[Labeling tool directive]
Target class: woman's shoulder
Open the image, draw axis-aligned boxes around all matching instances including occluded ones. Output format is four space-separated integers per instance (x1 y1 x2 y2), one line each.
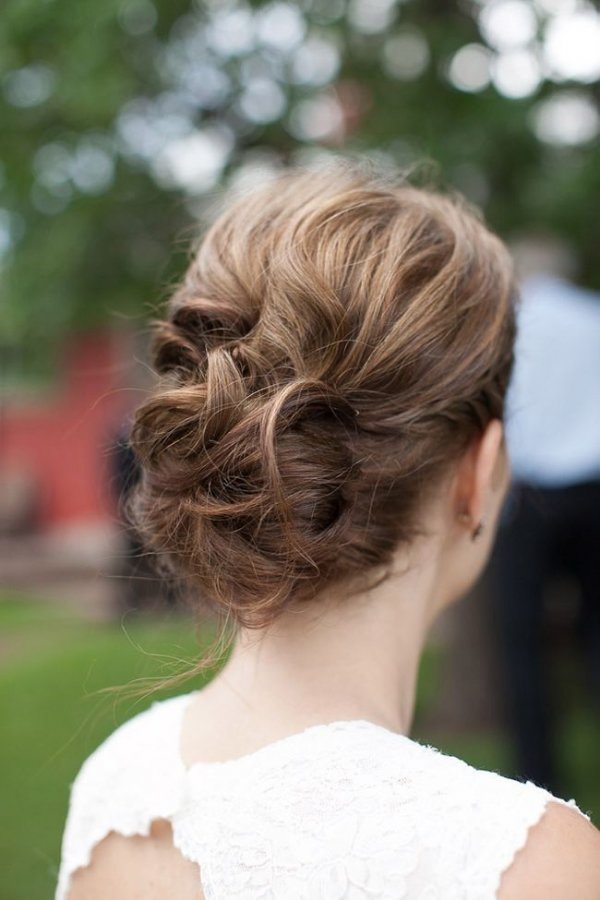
75 692 190 774
56 693 193 900
406 732 599 898
497 799 600 899
333 723 597 898
71 690 195 804
67 692 192 807
368 724 591 838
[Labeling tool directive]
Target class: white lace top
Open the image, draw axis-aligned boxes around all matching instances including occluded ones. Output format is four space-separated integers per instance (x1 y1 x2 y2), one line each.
56 691 590 900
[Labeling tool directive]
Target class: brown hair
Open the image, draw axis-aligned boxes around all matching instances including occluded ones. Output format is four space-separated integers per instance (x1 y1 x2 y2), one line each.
129 161 516 641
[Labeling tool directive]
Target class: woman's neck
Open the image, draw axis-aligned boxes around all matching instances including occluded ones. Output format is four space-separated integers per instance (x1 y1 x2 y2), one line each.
205 535 446 738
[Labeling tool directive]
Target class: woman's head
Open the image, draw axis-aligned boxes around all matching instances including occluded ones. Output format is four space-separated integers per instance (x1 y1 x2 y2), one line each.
129 161 517 631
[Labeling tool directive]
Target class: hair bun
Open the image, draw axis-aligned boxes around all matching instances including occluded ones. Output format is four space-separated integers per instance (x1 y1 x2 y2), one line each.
153 293 257 377
260 378 360 533
128 161 516 632
130 368 363 627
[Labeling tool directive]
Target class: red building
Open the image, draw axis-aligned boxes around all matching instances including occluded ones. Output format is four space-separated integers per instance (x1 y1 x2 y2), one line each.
1 330 137 533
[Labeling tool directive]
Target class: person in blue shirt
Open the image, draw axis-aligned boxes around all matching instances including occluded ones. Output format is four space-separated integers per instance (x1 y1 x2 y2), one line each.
487 262 600 793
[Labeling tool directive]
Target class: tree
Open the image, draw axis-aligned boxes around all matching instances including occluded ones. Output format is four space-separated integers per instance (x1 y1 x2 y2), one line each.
2 0 598 369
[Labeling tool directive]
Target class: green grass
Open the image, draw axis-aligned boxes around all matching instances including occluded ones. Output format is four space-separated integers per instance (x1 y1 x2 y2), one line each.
0 595 217 900
0 592 598 900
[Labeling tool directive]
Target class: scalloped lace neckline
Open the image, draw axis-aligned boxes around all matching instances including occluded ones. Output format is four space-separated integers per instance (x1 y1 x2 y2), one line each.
177 691 408 773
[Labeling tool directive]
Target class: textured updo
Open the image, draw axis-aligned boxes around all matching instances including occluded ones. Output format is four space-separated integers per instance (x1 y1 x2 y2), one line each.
129 162 516 631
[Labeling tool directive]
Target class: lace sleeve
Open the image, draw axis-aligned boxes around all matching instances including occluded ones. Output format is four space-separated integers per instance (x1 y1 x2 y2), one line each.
488 786 591 897
55 695 190 900
432 760 592 900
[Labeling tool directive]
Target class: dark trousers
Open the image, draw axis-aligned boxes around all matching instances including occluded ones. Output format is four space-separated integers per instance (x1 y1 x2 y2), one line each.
487 478 600 792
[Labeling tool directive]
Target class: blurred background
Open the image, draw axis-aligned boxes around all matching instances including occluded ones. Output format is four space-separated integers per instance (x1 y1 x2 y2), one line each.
1 0 599 897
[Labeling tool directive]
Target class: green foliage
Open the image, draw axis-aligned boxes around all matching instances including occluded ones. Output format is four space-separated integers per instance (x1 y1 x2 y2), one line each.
1 0 598 359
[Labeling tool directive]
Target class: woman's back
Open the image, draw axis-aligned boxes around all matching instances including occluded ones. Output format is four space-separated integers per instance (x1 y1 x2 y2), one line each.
56 163 600 897
56 692 596 900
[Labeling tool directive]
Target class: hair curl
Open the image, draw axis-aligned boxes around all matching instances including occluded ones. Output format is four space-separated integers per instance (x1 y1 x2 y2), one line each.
128 161 517 634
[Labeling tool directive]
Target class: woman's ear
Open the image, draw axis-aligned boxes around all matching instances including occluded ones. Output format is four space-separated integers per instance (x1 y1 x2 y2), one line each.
453 419 507 528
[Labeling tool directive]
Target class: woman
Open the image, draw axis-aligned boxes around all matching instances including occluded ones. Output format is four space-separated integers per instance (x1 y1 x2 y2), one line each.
56 162 599 899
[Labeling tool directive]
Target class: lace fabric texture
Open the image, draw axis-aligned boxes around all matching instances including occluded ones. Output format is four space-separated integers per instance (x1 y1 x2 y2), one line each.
56 692 590 900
